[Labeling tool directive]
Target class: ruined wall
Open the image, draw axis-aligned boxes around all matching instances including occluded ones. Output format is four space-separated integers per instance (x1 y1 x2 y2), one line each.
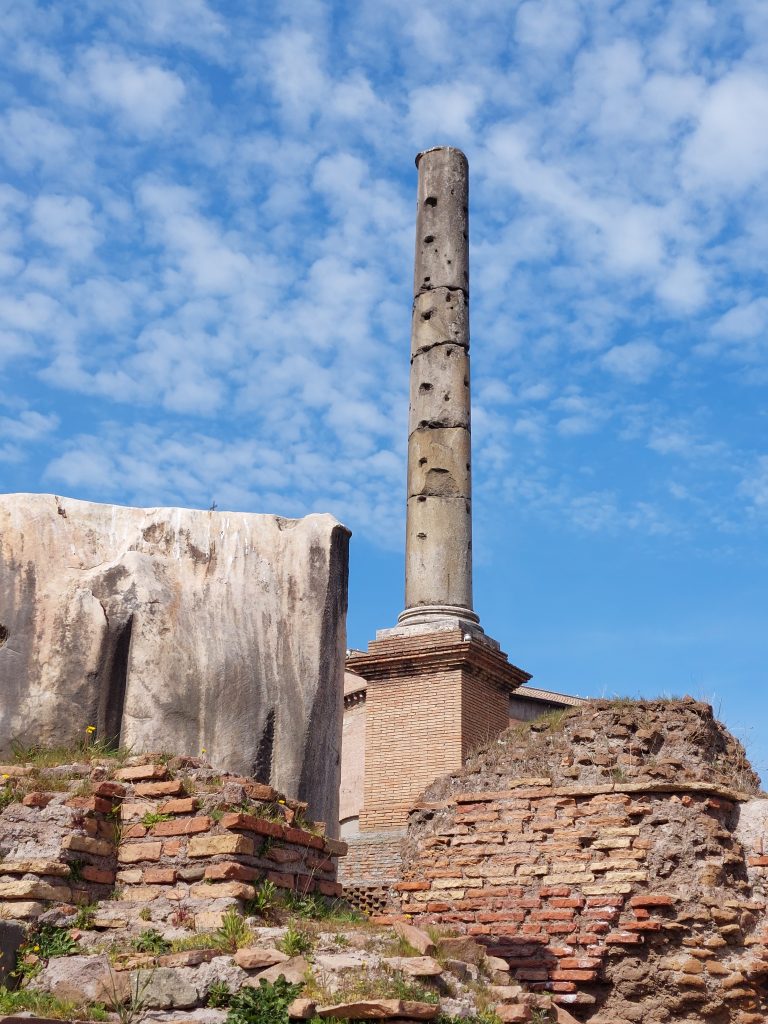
398 699 768 1023
0 754 346 928
0 494 350 828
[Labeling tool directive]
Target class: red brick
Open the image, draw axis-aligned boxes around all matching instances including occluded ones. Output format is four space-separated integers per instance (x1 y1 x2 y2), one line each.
267 870 295 889
283 826 325 850
143 867 177 884
587 895 625 907
540 886 571 897
163 839 183 856
205 862 262 882
221 812 285 839
629 894 675 908
94 781 126 799
530 910 576 921
395 881 431 891
623 920 662 931
606 931 644 944
549 898 585 909
557 957 601 970
22 792 52 808
748 857 768 867
550 982 577 993
123 824 148 839
317 880 343 897
159 798 199 814
80 866 115 884
151 816 212 837
66 795 114 814
516 968 549 981
551 969 597 982
135 780 185 797
115 765 168 782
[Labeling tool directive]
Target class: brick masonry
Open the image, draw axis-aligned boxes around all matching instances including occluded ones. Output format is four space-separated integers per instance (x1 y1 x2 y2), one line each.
389 700 768 1023
0 755 347 927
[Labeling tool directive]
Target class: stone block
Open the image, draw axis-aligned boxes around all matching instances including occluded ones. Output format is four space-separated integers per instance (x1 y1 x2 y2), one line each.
190 880 255 900
0 495 349 829
117 841 163 863
63 834 114 857
114 765 168 782
188 834 255 857
150 816 212 836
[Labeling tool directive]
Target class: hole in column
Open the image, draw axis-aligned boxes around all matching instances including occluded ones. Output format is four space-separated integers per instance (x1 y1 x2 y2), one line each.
421 310 432 321
464 378 469 387
0 624 7 648
424 235 434 243
466 463 471 471
423 276 431 284
443 393 450 401
418 419 429 428
425 196 437 207
447 259 452 265
419 457 427 466
417 495 427 502
417 532 427 539
419 382 433 393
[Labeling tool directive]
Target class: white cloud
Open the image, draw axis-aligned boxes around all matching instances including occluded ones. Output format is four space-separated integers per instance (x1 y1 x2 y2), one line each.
515 0 583 54
601 340 664 383
0 107 75 172
408 83 483 143
83 47 186 133
30 195 101 260
683 70 768 190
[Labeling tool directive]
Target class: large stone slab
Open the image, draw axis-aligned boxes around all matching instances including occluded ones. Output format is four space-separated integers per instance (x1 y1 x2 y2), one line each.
0 494 349 828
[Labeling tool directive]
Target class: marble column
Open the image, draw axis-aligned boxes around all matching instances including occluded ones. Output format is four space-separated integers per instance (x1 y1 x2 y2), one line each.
397 146 479 632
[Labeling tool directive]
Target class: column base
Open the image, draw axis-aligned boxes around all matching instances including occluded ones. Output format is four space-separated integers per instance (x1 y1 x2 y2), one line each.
379 605 497 649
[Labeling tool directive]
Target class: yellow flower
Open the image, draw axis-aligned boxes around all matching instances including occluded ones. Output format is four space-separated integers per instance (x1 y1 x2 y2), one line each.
85 725 96 734
33 945 40 951
278 799 285 805
1 774 8 780
201 748 207 754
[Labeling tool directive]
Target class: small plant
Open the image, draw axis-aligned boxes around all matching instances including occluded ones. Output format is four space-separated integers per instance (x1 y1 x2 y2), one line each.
207 980 232 1008
132 929 171 955
73 902 97 929
215 908 252 952
0 987 108 1021
246 879 277 918
138 907 152 922
103 963 156 1024
226 977 301 1024
34 925 79 959
67 859 85 882
168 907 195 930
211 807 225 822
140 811 172 827
277 922 312 957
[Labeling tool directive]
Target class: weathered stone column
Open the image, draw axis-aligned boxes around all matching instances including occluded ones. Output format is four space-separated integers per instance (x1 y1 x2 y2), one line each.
397 146 478 631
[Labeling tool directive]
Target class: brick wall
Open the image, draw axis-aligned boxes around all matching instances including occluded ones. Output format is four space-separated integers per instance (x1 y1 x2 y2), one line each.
0 755 347 927
396 781 768 1021
350 630 528 842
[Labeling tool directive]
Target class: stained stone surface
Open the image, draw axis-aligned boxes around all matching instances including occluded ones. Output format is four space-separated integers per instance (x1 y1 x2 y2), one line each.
401 146 474 624
0 493 350 829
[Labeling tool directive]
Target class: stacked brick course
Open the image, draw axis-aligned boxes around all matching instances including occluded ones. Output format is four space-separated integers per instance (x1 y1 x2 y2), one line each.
395 699 768 1023
0 755 345 928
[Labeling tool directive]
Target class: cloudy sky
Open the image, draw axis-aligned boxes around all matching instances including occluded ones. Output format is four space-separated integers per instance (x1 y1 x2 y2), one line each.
2 1 767 777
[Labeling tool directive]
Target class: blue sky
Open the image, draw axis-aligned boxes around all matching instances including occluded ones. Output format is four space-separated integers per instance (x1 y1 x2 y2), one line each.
2 1 767 780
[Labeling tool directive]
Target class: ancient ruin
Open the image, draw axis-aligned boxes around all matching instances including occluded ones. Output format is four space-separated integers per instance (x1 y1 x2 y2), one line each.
396 698 768 1022
0 494 350 828
343 148 531 895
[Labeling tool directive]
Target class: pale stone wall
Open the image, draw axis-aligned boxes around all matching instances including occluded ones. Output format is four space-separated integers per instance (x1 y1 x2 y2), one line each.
340 671 366 838
0 494 350 831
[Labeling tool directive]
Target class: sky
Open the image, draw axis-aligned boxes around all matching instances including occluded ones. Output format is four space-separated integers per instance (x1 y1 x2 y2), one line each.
1 1 767 780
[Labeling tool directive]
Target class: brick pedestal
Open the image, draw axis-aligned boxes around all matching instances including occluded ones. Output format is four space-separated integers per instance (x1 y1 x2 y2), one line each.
345 629 529 889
